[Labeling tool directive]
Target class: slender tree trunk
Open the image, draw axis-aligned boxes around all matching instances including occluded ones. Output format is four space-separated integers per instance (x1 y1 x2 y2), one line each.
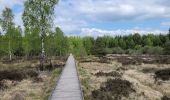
40 37 45 71
8 40 12 61
42 38 45 57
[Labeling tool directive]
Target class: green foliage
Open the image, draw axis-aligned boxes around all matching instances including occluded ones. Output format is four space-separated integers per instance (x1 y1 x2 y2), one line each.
1 8 14 32
126 39 135 49
104 48 113 54
142 46 163 55
54 27 68 56
11 26 23 56
164 40 170 54
68 37 87 57
22 0 58 58
45 27 69 56
23 0 58 33
1 7 14 60
23 28 41 57
143 37 153 46
82 37 94 55
112 47 125 54
92 37 106 56
119 38 126 49
132 33 141 45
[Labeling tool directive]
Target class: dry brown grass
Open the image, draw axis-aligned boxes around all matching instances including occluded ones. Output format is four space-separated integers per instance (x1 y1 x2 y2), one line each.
0 60 38 71
0 68 62 100
78 56 170 100
0 57 64 100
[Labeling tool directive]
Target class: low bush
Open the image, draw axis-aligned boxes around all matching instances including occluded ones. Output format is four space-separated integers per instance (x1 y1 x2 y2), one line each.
91 79 135 100
141 68 157 73
0 69 38 81
155 68 170 81
0 81 8 90
95 71 122 78
161 95 170 100
112 47 125 54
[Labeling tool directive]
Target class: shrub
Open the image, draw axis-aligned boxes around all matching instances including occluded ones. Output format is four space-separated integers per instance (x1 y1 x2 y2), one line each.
112 47 125 54
0 69 38 81
91 79 135 100
155 68 170 81
142 46 163 55
95 71 122 78
104 48 113 54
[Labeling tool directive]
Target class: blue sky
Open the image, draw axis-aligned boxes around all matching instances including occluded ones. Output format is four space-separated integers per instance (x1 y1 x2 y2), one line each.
0 0 170 37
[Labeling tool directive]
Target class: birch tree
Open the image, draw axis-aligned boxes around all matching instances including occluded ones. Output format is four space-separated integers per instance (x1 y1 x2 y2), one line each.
22 0 58 70
1 8 14 60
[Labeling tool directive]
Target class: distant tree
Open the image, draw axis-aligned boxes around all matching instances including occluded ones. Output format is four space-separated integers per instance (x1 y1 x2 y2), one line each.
143 37 153 46
92 37 106 56
68 37 86 57
108 38 114 47
152 35 161 46
12 26 23 56
132 33 141 45
23 31 31 58
23 28 41 58
54 27 68 56
112 47 125 54
45 32 55 56
126 39 135 49
1 7 14 60
159 34 167 47
164 38 170 55
168 28 170 40
82 36 94 55
119 38 126 49
102 36 111 48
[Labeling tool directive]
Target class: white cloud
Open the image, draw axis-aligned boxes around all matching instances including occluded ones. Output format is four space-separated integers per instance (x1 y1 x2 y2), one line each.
161 22 170 26
1 0 170 36
68 0 170 21
54 0 170 35
80 28 167 37
54 16 88 34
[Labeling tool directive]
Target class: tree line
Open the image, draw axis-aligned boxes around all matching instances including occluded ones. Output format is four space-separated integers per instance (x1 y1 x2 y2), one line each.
68 32 170 56
0 1 170 60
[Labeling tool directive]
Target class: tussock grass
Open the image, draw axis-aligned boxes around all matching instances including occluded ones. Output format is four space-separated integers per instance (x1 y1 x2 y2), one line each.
0 60 38 71
78 64 92 100
0 68 62 100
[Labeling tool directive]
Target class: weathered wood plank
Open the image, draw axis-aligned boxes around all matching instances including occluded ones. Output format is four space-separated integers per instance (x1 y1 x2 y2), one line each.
50 54 83 100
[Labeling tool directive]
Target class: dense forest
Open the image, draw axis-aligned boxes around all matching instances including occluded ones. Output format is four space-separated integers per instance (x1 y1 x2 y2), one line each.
0 7 170 59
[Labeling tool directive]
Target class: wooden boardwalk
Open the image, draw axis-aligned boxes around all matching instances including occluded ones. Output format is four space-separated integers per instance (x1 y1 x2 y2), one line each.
49 54 83 100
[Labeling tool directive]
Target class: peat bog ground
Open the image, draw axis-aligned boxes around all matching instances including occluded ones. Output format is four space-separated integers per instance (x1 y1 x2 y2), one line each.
78 55 170 100
0 57 66 100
